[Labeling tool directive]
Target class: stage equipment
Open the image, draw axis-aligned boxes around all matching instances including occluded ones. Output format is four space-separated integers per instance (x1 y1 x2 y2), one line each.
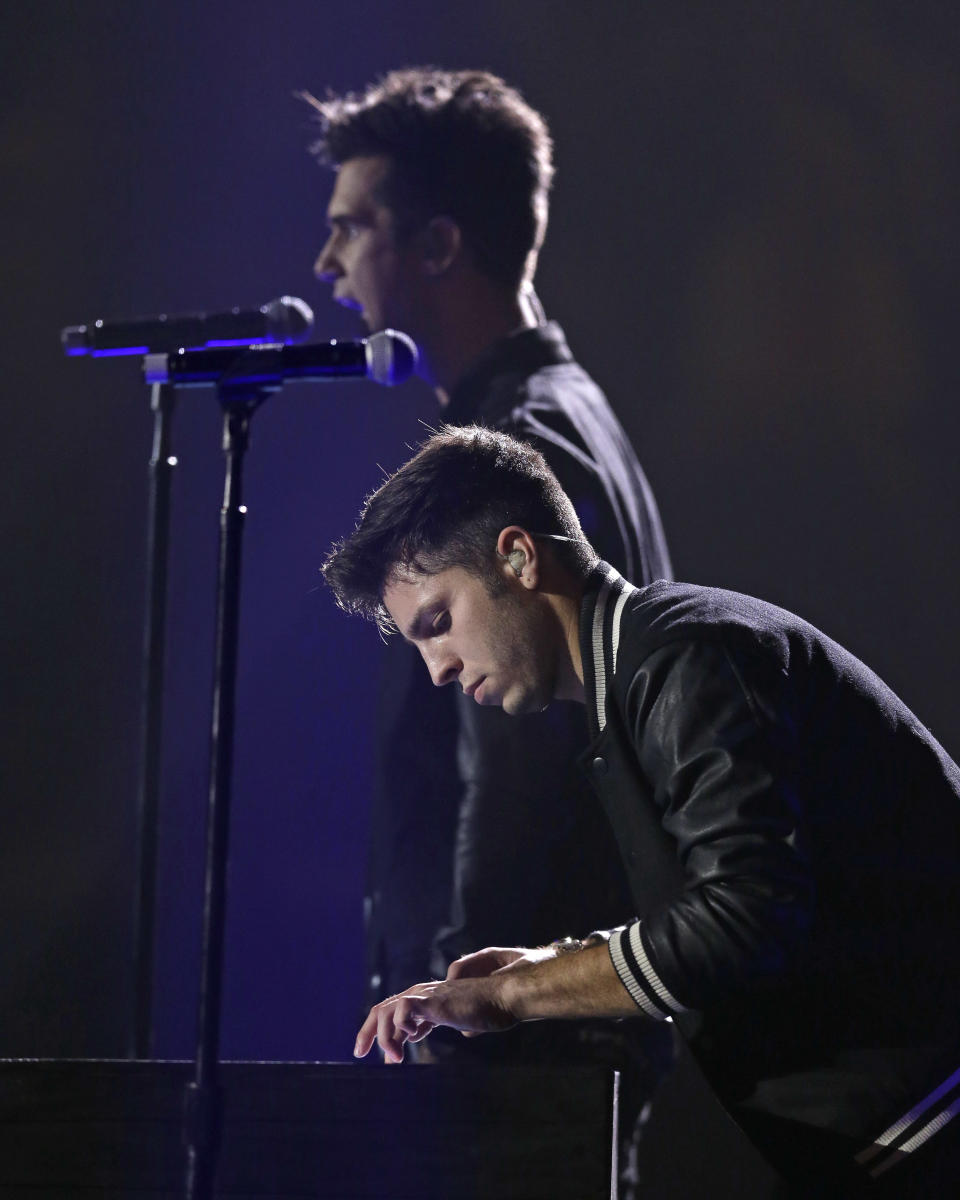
0 1060 619 1198
60 295 314 356
62 316 419 1200
143 329 417 388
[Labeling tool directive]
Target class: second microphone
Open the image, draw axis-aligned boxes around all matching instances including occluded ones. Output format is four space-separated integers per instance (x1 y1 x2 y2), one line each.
143 329 418 389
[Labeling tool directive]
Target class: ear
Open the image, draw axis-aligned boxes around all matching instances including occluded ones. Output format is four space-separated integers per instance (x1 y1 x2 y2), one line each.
496 526 540 589
418 215 462 276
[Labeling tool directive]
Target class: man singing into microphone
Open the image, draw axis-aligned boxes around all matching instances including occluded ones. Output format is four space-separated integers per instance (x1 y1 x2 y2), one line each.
304 68 672 1191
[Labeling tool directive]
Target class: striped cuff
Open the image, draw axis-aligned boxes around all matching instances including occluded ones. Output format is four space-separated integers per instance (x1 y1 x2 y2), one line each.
609 923 688 1021
583 923 630 947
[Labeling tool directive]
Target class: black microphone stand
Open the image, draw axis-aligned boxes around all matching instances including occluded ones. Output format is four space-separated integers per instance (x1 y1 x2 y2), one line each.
132 382 176 1059
184 378 273 1200
114 335 412 1195
128 353 278 1195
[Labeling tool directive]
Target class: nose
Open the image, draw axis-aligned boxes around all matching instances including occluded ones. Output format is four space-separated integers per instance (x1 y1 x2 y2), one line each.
422 644 461 688
314 235 340 283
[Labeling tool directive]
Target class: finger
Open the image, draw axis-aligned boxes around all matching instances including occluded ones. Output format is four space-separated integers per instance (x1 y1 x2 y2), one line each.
378 1004 407 1064
407 1020 436 1044
392 996 439 1045
354 1006 381 1058
393 997 425 1038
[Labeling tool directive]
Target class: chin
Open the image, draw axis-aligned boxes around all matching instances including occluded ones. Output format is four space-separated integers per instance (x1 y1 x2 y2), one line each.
361 308 390 332
504 688 551 718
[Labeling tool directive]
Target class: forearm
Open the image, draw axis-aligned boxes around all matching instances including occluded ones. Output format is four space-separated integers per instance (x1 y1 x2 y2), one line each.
498 943 639 1022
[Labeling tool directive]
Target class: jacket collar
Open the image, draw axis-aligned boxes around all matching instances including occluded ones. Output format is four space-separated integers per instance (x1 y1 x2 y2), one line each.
445 321 574 423
578 561 639 740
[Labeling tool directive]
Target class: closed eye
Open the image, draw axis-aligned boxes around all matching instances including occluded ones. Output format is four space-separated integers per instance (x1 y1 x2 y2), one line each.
431 611 450 636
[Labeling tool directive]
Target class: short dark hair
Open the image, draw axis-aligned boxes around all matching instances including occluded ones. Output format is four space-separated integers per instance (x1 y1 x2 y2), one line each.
302 68 554 291
323 426 594 631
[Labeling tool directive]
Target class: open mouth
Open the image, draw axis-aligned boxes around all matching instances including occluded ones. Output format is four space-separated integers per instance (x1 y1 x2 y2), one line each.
332 289 362 313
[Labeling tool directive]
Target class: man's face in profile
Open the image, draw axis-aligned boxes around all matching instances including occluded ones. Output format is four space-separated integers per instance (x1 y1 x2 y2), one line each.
382 562 559 717
314 155 423 336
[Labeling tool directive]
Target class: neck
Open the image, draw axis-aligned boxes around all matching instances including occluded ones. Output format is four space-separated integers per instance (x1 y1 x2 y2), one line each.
545 577 587 704
416 281 539 401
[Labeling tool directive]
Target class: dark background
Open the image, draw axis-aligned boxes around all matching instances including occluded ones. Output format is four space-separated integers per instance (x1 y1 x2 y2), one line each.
2 2 958 1193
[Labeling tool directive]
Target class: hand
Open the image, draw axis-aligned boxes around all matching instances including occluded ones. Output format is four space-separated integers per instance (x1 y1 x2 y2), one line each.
354 974 518 1064
443 946 552 1038
445 945 545 980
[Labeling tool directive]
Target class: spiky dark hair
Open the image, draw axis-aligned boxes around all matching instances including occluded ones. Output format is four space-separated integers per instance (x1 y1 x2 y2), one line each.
302 68 553 291
322 425 593 631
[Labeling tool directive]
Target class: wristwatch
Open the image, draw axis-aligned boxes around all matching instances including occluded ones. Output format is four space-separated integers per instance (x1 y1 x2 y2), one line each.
550 937 585 955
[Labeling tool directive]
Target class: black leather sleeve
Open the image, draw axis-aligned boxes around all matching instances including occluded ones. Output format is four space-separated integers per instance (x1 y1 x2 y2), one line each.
621 638 816 1009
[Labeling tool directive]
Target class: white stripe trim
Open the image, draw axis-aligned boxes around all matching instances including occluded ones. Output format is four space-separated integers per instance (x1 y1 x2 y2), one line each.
869 1096 960 1178
610 582 635 674
896 1095 960 1156
628 923 688 1015
608 932 665 1020
591 570 617 731
866 1064 960 1150
590 566 629 731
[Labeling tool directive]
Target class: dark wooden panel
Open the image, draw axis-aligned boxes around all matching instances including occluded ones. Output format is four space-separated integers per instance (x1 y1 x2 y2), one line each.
0 1059 617 1199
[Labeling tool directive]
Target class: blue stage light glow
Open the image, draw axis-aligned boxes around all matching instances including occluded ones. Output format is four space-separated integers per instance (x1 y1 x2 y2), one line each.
91 345 150 357
205 338 275 348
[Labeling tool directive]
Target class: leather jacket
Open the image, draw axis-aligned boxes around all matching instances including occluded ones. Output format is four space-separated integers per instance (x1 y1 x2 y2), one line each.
580 564 960 1188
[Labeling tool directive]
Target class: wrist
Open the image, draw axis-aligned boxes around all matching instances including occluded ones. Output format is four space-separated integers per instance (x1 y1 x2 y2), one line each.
494 966 528 1022
497 942 583 1022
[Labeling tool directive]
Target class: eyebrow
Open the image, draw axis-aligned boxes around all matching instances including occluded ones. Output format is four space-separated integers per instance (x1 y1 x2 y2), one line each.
403 606 427 643
403 600 441 643
327 206 376 228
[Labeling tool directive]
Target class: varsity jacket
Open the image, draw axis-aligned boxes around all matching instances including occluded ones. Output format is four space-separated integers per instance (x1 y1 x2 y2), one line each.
580 563 960 1190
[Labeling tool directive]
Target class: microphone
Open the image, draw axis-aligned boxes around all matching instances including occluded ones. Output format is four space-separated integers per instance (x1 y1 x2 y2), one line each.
143 329 418 388
61 295 314 357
